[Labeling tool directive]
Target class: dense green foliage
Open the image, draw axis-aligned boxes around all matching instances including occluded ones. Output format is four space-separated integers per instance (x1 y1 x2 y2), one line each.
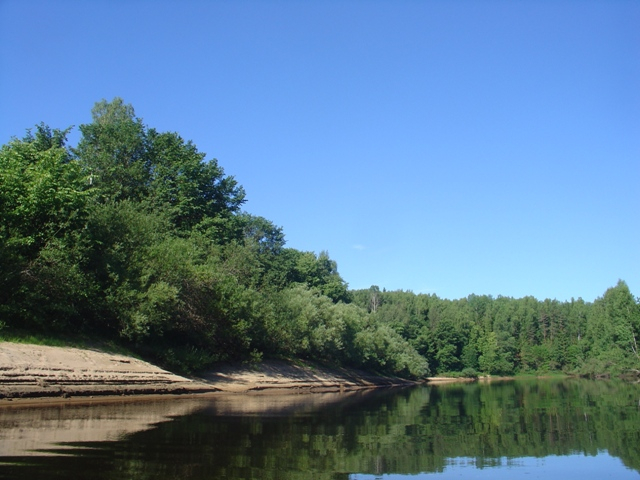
0 99 425 377
351 281 640 377
1 98 637 379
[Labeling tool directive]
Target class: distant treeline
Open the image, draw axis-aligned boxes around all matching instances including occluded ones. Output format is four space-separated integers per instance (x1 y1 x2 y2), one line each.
1 99 638 378
351 282 639 377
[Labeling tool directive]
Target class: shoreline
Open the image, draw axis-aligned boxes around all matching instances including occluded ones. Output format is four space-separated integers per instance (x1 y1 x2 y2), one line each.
1 342 583 408
0 342 421 407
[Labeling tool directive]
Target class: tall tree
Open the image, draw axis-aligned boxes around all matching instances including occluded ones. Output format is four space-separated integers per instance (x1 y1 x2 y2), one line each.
145 128 245 232
294 250 350 303
588 281 639 362
75 98 149 202
0 127 92 327
75 98 245 233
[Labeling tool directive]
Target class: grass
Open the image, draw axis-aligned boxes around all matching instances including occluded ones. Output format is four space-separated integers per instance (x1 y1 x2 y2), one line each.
0 328 139 357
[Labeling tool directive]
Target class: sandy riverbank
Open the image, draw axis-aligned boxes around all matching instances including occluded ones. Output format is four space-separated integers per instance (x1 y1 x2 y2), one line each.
0 342 421 404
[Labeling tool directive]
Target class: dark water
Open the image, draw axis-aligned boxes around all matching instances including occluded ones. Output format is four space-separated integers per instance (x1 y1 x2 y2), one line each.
0 378 639 479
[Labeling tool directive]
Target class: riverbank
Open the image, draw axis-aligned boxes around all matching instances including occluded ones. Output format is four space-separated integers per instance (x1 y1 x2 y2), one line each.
0 342 420 404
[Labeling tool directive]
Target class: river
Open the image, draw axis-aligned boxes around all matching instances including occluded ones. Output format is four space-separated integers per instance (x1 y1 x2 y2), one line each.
0 378 638 479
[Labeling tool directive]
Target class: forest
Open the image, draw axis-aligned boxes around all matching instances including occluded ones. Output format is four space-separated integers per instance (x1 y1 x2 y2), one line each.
1 98 638 379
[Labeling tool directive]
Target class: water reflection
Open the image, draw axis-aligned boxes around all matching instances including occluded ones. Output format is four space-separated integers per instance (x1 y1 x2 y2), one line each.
351 454 638 479
0 398 205 457
0 390 370 457
0 379 638 480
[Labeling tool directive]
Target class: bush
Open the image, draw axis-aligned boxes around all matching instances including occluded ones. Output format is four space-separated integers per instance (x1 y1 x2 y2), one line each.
461 367 479 378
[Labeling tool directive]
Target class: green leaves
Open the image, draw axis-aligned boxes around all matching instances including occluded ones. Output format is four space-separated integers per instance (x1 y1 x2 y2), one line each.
351 283 639 377
75 98 246 230
0 131 93 328
145 129 245 231
1 99 373 374
0 138 89 252
292 250 350 302
9 98 637 380
76 98 148 202
584 281 640 373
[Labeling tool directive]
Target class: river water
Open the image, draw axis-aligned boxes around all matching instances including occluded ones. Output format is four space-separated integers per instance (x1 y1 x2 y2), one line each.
0 378 638 479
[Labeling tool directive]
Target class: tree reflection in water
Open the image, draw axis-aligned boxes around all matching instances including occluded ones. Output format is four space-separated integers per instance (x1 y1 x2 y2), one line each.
0 378 638 480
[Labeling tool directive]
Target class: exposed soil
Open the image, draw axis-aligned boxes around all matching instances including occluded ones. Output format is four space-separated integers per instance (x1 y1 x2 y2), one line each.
0 342 420 404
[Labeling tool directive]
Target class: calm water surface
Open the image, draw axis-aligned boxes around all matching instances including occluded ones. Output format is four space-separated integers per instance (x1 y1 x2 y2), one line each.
0 378 638 479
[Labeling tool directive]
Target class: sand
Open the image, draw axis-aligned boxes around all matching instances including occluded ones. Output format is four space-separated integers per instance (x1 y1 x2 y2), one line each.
0 342 420 404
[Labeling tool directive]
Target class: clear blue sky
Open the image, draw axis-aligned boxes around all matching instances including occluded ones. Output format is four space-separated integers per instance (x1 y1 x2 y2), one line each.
1 0 638 302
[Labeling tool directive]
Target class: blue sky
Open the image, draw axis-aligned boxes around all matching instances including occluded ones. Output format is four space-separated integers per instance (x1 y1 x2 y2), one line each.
1 0 638 302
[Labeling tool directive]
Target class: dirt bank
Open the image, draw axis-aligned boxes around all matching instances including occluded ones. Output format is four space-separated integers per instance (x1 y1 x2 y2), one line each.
0 342 419 404
0 342 212 401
